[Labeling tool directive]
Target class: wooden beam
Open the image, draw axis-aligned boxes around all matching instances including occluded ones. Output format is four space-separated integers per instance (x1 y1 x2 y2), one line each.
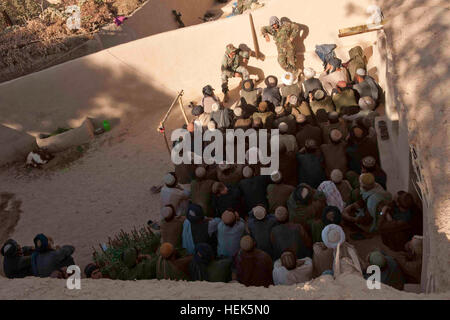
338 21 385 38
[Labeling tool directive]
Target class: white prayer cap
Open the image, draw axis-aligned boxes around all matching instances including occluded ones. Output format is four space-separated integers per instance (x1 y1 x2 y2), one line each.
356 68 367 76
195 167 206 178
161 206 174 219
304 67 316 79
253 206 267 220
278 122 288 133
234 107 243 117
242 166 254 178
314 89 325 100
211 103 220 112
330 169 343 183
359 96 376 111
163 173 176 186
270 170 282 183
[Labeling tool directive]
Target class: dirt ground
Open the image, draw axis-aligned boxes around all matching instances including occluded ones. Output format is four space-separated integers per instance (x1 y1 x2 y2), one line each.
0 0 449 299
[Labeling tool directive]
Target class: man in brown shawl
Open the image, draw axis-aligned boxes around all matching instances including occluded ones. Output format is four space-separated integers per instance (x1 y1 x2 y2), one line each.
234 235 274 287
190 167 216 217
320 129 348 177
267 171 296 213
160 205 185 248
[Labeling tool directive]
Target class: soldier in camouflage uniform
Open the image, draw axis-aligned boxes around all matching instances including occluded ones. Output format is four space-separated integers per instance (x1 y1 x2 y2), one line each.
261 16 300 73
221 43 250 102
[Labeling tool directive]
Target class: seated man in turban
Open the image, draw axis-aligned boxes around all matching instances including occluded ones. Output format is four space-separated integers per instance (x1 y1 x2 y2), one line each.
182 203 217 255
390 236 423 284
238 166 271 213
301 67 324 101
234 235 273 287
364 250 405 290
360 155 387 190
352 68 380 104
115 247 158 280
160 172 190 218
192 105 211 128
272 250 313 285
287 183 327 243
280 72 302 106
251 101 275 129
295 116 323 149
201 85 220 114
267 171 296 213
190 167 216 217
248 206 277 257
378 191 416 251
342 173 391 235
331 81 360 116
320 111 348 145
156 242 192 281
270 206 312 260
31 234 76 278
209 210 246 258
238 79 262 114
211 181 244 218
1 239 34 279
217 164 244 187
160 205 185 249
319 57 349 95
309 89 335 116
296 139 326 189
320 128 348 178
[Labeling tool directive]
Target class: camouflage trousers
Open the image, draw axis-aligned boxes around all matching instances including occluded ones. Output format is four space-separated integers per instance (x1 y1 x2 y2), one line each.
221 66 250 84
277 43 297 73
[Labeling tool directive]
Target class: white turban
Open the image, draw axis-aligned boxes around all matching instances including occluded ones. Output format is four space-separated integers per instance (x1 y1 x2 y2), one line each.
322 224 346 249
282 72 295 86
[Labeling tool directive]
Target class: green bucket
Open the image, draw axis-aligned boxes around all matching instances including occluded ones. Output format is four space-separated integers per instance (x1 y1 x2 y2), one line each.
103 120 111 132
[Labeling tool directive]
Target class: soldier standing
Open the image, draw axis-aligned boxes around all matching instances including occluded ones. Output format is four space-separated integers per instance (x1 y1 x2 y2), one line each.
221 44 250 102
261 16 300 74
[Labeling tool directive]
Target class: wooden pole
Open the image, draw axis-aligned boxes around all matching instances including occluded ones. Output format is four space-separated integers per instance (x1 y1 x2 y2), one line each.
159 90 183 129
178 93 189 125
162 129 171 157
249 13 260 60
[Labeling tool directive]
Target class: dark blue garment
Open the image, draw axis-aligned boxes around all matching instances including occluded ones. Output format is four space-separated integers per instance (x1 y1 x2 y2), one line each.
3 255 32 279
315 44 337 67
212 185 243 218
238 175 271 212
296 152 327 189
322 206 342 225
262 87 282 109
248 213 278 258
32 246 75 278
